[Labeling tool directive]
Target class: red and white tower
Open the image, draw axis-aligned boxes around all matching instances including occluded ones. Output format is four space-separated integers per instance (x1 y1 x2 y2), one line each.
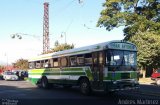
43 2 50 53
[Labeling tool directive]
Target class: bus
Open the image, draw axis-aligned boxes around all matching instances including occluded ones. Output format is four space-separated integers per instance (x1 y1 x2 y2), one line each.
28 40 139 95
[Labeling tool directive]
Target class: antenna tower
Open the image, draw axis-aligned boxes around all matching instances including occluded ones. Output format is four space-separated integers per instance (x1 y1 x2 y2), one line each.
43 2 50 53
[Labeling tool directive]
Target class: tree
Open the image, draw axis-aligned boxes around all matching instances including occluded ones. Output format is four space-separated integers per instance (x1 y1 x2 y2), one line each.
0 65 4 69
13 59 28 70
97 0 160 39
42 41 74 54
129 32 160 77
51 41 74 52
0 65 5 72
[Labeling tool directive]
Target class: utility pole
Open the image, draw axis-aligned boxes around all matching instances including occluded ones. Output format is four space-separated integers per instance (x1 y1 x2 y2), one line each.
43 2 50 53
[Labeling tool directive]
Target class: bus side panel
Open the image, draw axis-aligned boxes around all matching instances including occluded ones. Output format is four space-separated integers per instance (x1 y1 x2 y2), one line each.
28 67 94 86
28 78 40 85
50 67 93 85
28 69 45 85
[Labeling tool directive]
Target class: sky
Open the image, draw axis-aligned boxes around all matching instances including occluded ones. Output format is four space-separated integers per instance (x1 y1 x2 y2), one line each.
0 0 124 65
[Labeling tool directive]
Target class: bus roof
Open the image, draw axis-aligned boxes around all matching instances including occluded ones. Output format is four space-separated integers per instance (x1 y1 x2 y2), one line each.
29 40 137 62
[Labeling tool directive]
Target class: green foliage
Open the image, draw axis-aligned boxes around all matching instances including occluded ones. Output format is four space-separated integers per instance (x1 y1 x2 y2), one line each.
42 41 74 54
0 65 5 70
129 32 160 69
13 59 28 70
50 41 74 52
97 0 160 39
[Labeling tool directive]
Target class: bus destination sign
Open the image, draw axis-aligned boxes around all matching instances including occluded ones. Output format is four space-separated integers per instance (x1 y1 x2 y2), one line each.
107 43 137 51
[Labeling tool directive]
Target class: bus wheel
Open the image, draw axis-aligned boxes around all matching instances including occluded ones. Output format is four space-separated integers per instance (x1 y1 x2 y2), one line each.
36 83 42 88
36 79 42 88
79 78 91 95
41 77 50 89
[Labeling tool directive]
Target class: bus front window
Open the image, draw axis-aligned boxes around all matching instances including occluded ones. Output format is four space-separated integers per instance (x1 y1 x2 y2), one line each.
108 50 124 66
124 51 137 66
107 50 137 70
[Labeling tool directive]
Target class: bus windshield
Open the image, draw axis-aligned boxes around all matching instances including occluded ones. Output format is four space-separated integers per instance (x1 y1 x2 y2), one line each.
107 50 137 66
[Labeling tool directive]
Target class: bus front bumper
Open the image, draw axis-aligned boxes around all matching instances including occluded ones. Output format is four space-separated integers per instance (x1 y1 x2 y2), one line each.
104 80 140 92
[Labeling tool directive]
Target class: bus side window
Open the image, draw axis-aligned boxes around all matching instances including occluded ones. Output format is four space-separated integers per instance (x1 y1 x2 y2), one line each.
105 52 108 65
50 59 54 67
41 60 44 68
92 52 98 65
77 55 84 66
61 57 68 67
99 52 103 64
36 61 41 68
53 58 59 67
29 62 35 69
70 56 77 66
84 53 92 65
33 62 36 68
44 60 50 68
29 62 32 69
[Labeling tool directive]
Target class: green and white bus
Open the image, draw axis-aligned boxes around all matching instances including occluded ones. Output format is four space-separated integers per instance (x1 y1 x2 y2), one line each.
28 40 139 95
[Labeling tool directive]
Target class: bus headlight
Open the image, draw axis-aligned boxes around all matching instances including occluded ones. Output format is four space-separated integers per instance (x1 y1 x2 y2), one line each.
113 81 117 84
134 80 139 84
131 79 139 85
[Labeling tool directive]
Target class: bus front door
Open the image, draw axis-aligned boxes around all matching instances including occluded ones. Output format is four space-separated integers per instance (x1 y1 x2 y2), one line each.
92 51 104 89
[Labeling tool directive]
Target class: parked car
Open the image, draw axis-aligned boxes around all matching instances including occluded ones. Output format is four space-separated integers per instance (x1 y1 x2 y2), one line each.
12 70 28 80
2 71 18 80
151 69 160 80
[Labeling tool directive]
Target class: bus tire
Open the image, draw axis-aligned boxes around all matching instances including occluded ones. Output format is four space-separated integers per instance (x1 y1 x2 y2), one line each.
41 76 51 89
36 79 42 88
79 78 91 95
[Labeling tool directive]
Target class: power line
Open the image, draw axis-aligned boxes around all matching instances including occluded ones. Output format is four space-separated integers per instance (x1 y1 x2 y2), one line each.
65 19 74 33
54 0 77 16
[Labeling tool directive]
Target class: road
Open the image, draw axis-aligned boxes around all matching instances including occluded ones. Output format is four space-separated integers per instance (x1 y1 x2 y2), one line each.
0 80 160 105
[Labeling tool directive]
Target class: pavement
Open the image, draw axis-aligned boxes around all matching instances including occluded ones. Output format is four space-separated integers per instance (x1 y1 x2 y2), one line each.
139 77 156 85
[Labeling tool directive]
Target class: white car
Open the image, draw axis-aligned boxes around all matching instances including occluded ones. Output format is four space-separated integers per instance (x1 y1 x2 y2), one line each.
3 71 18 81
